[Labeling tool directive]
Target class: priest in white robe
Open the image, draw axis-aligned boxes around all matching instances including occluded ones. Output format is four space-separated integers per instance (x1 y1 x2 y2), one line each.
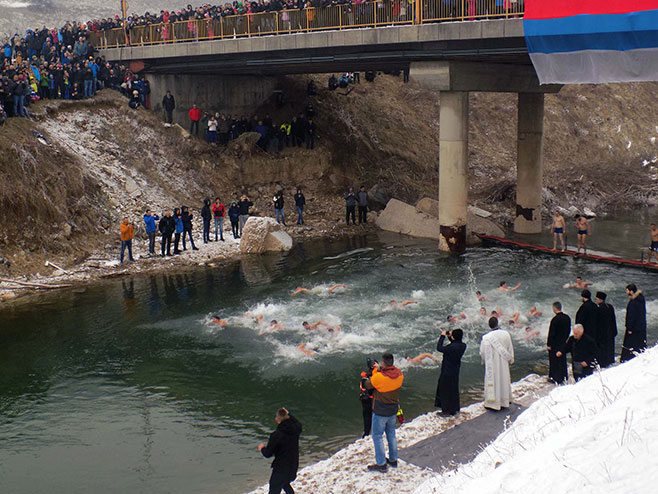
480 317 515 411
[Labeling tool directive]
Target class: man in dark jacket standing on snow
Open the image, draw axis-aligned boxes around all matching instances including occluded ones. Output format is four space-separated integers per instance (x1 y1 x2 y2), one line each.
621 283 647 362
258 408 302 494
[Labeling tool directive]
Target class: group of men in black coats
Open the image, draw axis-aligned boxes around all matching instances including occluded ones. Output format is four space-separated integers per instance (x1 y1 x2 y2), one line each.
547 284 647 383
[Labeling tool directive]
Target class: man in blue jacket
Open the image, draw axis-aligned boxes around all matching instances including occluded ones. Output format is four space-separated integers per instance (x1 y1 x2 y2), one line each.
143 209 160 255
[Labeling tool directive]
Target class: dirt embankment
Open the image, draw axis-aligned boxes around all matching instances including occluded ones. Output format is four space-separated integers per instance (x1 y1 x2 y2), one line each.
0 77 657 297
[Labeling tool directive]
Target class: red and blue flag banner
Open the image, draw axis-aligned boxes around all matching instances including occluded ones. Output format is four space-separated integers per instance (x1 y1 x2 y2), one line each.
524 1 658 84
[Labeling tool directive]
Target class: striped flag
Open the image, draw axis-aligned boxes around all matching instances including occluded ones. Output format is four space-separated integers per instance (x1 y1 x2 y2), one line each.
524 1 658 84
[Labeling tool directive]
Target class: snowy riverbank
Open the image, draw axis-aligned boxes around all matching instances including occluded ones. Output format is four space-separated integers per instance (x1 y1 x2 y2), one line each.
247 374 550 494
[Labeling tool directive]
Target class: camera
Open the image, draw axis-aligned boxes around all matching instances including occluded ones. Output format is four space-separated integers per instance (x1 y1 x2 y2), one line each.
366 357 378 371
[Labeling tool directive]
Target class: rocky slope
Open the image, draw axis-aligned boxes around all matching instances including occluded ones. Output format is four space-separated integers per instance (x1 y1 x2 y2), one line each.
1 76 657 282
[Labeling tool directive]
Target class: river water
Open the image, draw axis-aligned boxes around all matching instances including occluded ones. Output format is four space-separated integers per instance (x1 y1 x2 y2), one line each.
1 226 656 494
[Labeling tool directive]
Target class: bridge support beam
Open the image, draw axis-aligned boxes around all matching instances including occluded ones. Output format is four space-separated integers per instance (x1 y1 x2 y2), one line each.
514 93 545 234
439 91 469 254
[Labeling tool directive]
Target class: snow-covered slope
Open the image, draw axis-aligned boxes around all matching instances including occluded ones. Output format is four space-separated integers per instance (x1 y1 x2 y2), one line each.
417 345 658 494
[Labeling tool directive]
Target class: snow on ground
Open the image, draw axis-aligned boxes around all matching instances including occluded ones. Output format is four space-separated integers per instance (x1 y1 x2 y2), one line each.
247 374 549 494
417 345 658 494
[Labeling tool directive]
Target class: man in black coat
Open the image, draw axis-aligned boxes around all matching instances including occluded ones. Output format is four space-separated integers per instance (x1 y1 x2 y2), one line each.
258 408 302 494
435 328 467 415
575 289 598 342
595 291 617 367
158 210 176 256
181 206 198 251
557 324 598 381
547 301 571 384
621 284 647 362
201 198 212 244
162 90 175 125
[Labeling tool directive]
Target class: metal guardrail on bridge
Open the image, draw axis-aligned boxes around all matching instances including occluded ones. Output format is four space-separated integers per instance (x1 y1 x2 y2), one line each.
91 0 524 49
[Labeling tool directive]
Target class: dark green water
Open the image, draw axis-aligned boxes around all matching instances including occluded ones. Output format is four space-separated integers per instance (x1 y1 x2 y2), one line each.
0 230 656 494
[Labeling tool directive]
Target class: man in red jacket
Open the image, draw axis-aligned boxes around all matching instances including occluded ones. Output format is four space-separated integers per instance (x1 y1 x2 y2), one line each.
188 103 201 136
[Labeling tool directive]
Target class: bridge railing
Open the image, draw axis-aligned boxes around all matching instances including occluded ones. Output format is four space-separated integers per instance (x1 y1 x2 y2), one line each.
91 0 523 49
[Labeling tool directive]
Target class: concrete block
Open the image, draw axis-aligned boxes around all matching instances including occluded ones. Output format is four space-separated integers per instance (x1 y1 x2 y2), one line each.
480 20 505 38
250 37 268 52
459 21 482 39
223 39 240 54
416 24 439 42
265 36 281 50
361 28 378 45
398 26 419 42
340 30 362 47
187 43 201 56
173 44 188 57
152 45 166 58
504 18 524 37
309 32 329 48
295 34 312 49
438 22 461 40
375 27 400 44
199 41 213 55
237 38 252 52
278 34 297 50
328 31 345 47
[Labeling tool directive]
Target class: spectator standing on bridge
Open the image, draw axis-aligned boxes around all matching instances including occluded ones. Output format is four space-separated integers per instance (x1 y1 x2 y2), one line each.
344 186 357 225
188 103 201 136
357 185 369 224
162 90 175 126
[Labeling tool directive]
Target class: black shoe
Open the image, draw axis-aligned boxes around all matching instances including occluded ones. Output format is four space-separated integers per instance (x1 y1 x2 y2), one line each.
221 238 225 242
367 464 387 473
192 247 199 251
386 458 398 468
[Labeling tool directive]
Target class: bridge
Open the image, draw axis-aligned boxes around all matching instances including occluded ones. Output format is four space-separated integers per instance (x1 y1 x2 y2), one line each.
97 1 558 253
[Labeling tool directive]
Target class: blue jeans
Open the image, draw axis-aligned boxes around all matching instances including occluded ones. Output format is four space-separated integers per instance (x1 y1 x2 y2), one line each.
120 240 134 263
214 217 224 240
84 80 93 98
371 413 397 466
275 208 285 224
13 95 24 117
296 206 304 224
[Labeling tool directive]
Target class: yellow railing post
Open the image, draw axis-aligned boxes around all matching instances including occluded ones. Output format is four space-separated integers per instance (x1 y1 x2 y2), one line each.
339 6 342 29
375 1 378 26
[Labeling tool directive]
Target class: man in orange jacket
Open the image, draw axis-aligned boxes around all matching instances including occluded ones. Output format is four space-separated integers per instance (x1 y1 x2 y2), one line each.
188 103 201 136
119 216 136 264
366 352 404 472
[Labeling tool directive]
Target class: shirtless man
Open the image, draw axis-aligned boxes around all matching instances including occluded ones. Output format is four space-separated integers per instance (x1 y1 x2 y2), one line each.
551 211 567 251
328 284 347 293
647 223 658 264
390 300 418 307
405 353 438 364
302 320 340 333
575 215 590 255
528 306 543 318
524 327 541 339
476 291 489 302
297 342 319 356
479 307 488 317
499 281 521 292
564 276 592 290
259 319 284 335
291 284 346 296
211 315 229 326
447 313 467 324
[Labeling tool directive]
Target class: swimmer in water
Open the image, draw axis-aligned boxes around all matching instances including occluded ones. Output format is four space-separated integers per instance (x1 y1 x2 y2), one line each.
476 291 489 302
528 306 543 318
259 319 284 335
524 327 540 340
302 320 340 333
390 300 418 307
405 353 438 364
499 281 522 292
211 315 229 326
564 277 593 290
291 284 347 296
447 313 467 324
297 342 319 356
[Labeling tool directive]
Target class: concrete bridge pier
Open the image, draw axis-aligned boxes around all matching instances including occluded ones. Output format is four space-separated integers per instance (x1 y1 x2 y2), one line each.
438 91 469 254
514 92 545 234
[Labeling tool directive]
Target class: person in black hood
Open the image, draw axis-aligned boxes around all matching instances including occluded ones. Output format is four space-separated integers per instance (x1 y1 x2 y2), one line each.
575 289 597 342
258 408 302 494
158 210 176 256
201 198 212 243
181 206 198 251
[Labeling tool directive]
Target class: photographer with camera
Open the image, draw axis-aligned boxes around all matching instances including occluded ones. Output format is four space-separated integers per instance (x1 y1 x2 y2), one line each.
359 358 377 438
435 329 467 416
365 352 404 473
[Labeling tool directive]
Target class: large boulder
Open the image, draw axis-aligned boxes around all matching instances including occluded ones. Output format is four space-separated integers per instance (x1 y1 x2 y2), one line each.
368 183 396 211
227 132 261 159
240 217 293 254
377 197 505 244
376 198 442 240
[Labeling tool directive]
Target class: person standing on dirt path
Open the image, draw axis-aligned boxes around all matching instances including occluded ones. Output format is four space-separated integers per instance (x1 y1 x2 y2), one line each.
212 197 226 241
294 188 306 225
238 195 253 237
357 185 369 224
143 209 160 256
158 210 176 256
119 217 136 264
173 208 184 255
162 90 175 125
181 206 198 251
551 210 566 251
344 186 357 225
201 198 212 244
228 201 240 239
188 103 201 136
